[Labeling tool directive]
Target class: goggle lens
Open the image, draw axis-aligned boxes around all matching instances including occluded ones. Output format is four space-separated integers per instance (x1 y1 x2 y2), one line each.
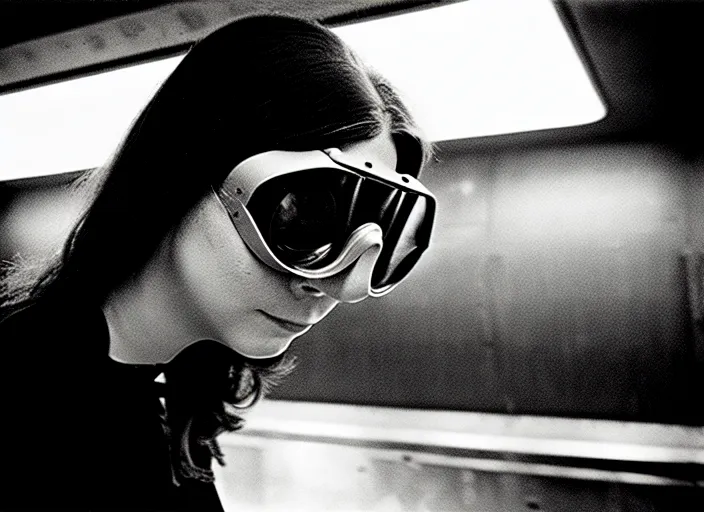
372 194 428 288
270 188 338 267
247 168 430 289
249 170 350 269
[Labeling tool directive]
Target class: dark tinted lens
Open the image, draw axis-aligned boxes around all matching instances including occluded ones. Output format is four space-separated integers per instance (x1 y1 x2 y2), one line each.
246 169 357 268
243 166 432 281
269 187 338 266
372 195 428 289
349 179 401 229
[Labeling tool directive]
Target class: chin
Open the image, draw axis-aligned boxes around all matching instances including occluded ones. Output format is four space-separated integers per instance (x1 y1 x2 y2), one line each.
229 335 295 361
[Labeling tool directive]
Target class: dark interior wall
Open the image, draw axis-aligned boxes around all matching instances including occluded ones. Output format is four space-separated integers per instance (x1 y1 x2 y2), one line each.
1 140 702 424
273 141 704 425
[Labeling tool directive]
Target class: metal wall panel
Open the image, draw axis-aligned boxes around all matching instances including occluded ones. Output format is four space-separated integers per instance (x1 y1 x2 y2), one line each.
272 143 703 425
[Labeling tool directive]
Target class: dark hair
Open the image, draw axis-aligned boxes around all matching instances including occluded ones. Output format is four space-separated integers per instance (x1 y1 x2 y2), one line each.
0 14 432 483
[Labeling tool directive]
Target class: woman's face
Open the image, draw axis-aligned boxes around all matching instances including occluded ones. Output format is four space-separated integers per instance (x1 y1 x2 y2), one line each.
172 131 399 359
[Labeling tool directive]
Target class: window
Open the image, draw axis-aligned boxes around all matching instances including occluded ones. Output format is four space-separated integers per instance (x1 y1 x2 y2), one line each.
0 0 604 180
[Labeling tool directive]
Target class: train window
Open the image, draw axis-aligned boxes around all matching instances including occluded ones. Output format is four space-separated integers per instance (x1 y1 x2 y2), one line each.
0 0 604 181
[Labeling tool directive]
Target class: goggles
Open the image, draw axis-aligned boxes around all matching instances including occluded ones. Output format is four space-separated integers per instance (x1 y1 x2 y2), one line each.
214 147 436 298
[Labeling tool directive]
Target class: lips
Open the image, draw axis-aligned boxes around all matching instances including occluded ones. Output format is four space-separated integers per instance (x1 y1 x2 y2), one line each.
259 310 313 333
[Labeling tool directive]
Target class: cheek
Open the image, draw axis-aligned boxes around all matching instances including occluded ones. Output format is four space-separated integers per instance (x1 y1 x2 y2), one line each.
173 213 289 317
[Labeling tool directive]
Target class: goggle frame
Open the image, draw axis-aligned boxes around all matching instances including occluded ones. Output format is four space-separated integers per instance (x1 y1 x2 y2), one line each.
214 147 436 297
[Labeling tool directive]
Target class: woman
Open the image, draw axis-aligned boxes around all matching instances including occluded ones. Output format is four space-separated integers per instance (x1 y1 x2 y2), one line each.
0 13 435 511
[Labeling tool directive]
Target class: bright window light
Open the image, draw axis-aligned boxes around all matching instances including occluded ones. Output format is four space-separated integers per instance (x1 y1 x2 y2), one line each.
335 0 605 141
0 57 182 181
0 0 604 181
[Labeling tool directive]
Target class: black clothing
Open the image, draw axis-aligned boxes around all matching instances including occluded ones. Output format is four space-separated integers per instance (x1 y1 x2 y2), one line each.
0 298 225 511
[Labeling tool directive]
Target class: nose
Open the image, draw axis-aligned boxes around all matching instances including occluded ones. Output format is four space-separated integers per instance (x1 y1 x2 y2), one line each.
291 244 382 303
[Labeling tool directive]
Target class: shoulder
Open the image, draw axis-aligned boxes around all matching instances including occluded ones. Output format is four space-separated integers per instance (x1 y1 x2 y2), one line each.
0 297 112 508
0 294 109 368
0 294 110 422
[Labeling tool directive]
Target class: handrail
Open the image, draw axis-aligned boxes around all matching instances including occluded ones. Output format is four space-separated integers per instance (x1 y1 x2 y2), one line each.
219 400 704 486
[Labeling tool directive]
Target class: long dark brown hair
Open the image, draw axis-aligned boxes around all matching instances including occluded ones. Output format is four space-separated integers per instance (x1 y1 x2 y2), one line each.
0 14 432 483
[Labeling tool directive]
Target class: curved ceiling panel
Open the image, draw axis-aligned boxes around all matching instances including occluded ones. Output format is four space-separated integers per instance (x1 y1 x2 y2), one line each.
0 0 461 94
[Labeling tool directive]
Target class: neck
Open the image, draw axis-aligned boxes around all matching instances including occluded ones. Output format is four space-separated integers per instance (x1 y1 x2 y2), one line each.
102 240 216 365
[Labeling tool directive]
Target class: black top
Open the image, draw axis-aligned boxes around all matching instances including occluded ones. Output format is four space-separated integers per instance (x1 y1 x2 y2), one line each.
0 298 225 511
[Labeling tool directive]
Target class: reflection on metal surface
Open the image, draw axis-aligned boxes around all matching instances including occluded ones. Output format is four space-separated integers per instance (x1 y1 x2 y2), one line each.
221 434 699 487
226 401 704 466
214 402 704 511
